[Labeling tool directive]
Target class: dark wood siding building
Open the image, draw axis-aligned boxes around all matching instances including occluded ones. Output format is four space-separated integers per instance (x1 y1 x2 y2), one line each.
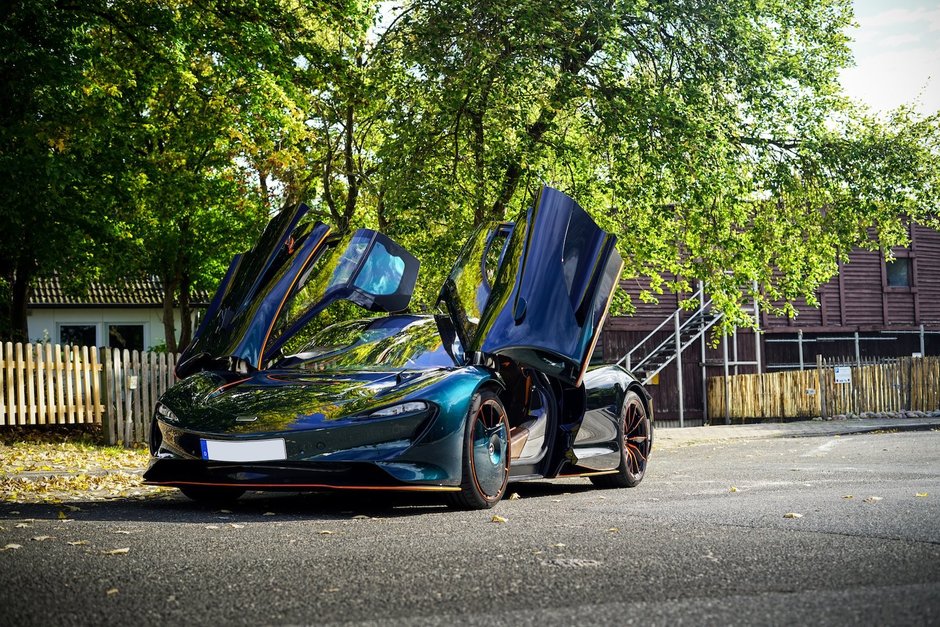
600 224 940 424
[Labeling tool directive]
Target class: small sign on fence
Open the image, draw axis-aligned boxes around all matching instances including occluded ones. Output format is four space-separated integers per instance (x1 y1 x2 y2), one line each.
833 366 852 384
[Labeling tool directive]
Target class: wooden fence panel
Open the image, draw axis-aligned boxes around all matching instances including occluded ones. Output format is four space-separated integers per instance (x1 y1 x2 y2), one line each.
0 342 182 445
708 356 940 421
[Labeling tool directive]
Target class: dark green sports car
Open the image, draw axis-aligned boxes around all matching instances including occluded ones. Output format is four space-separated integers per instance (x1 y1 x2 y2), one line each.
143 186 652 509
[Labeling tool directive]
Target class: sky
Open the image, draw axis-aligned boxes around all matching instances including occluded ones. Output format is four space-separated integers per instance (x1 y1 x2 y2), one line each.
840 0 940 115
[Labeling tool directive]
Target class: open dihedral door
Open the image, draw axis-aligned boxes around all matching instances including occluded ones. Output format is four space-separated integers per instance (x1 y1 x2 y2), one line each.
177 205 419 378
438 186 623 387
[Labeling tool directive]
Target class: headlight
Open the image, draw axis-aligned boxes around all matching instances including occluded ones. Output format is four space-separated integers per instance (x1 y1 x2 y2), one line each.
155 403 178 423
369 401 429 417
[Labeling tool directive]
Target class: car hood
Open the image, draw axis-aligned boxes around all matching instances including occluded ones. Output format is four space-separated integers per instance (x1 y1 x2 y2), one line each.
158 368 450 436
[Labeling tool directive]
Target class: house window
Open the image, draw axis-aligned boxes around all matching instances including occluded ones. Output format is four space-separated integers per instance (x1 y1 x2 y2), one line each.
60 324 97 347
886 258 912 287
108 324 144 352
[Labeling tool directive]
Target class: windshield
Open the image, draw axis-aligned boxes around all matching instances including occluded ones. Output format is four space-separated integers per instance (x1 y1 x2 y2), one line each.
281 316 457 371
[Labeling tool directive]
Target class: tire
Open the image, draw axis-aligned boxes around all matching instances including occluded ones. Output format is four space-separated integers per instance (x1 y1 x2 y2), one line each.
447 389 511 510
179 485 246 504
591 390 651 489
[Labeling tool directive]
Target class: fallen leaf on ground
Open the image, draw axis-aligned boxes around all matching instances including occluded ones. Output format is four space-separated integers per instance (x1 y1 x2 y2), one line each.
915 492 928 498
2 543 22 550
106 588 118 596
104 548 130 555
508 493 521 500
491 515 508 524
863 496 883 504
783 512 803 519
552 543 566 548
67 540 88 546
229 523 244 529
607 527 619 533
318 530 334 535
729 486 738 493
57 511 67 520
842 495 854 499
30 536 51 542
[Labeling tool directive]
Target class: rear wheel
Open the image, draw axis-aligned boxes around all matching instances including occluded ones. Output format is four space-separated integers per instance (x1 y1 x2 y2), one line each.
447 390 510 510
591 390 650 488
179 485 246 504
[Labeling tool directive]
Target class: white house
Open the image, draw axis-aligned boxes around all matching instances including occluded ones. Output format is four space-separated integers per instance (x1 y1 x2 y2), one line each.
27 276 208 351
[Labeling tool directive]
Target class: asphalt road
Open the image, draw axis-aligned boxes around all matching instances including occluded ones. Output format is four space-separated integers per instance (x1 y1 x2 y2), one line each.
1 430 938 626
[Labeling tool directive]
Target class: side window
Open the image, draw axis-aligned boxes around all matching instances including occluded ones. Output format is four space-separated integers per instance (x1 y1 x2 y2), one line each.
482 227 511 289
352 241 405 296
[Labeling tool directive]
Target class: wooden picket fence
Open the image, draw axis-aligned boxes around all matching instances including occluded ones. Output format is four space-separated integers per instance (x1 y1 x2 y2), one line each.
707 356 940 421
102 348 178 446
0 342 179 445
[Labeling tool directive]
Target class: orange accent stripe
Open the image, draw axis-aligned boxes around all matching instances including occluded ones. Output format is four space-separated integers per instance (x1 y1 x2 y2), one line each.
575 255 625 387
144 480 461 492
257 228 332 368
557 470 619 478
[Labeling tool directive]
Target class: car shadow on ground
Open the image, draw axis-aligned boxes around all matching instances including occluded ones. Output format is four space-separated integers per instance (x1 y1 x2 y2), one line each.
0 480 601 523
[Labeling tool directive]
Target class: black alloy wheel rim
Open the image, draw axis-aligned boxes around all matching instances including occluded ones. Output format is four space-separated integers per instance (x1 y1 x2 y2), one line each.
623 397 649 477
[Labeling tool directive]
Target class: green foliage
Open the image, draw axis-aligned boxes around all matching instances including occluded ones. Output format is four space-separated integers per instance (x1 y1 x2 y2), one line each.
2 0 939 345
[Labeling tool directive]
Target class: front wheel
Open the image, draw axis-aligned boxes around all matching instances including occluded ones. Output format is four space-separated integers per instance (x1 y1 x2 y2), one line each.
591 390 651 489
447 390 510 510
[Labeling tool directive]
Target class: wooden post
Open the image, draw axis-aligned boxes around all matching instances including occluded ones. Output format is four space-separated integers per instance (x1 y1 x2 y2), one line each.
722 334 731 425
15 343 26 424
25 343 35 424
44 343 55 424
123 349 133 444
2 342 11 425
91 348 103 426
132 350 142 443
35 344 46 425
817 354 827 419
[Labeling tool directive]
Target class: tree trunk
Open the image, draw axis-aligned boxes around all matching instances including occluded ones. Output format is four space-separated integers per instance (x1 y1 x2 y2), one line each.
9 262 32 343
342 102 359 233
178 270 192 351
161 274 179 353
491 25 605 217
471 108 487 227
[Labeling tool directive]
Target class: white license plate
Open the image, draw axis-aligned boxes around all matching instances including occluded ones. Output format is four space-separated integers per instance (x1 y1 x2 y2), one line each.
200 438 287 462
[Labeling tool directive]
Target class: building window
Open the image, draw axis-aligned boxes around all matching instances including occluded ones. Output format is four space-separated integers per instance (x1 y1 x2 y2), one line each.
108 324 144 352
60 324 97 347
886 258 912 287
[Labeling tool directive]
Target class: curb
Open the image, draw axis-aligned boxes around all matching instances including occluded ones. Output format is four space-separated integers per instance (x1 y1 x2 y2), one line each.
654 417 940 450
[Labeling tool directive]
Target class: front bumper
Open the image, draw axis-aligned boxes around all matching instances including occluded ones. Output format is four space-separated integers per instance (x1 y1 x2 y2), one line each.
142 458 460 491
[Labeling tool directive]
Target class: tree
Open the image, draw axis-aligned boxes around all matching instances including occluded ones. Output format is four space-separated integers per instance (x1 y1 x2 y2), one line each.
375 0 940 324
0 0 126 341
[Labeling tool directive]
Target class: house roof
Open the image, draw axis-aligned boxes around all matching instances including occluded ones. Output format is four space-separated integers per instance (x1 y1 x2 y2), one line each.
30 275 212 308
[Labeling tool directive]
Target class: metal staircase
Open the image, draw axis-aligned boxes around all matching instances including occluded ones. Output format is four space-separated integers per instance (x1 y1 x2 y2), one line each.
616 285 723 385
